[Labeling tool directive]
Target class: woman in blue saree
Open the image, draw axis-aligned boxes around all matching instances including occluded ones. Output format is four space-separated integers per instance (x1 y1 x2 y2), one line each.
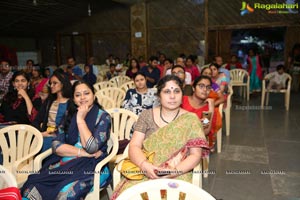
22 80 112 200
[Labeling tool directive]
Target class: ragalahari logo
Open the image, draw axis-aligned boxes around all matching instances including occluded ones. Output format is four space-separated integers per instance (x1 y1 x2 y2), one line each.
240 1 255 15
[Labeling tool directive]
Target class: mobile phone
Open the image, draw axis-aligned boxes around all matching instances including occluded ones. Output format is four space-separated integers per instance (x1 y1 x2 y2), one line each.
156 171 171 177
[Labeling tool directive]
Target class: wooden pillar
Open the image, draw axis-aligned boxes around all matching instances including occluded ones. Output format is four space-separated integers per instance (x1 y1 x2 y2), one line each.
130 2 147 59
85 33 92 62
55 33 61 66
204 0 209 63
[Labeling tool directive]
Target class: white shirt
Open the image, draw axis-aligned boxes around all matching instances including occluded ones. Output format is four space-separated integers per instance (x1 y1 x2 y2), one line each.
166 69 192 84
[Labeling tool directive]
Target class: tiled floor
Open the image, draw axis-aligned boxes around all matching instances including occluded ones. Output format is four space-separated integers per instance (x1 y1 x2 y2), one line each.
203 91 300 200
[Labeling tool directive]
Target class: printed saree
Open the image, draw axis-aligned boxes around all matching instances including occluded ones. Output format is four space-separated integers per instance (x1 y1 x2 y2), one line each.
111 112 209 199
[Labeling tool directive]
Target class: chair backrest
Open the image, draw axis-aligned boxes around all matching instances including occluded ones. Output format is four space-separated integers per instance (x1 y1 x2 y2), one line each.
95 95 116 110
230 69 249 84
120 80 135 93
93 81 115 92
96 88 126 108
106 108 138 140
0 165 17 188
226 84 233 109
109 76 131 88
116 179 216 200
0 125 43 175
84 131 119 200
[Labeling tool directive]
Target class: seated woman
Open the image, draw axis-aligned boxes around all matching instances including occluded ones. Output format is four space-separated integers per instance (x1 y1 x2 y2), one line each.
125 58 140 79
31 66 48 99
201 67 225 106
32 70 76 152
181 75 217 150
21 80 112 200
210 63 229 95
0 70 42 124
112 75 209 199
122 72 159 116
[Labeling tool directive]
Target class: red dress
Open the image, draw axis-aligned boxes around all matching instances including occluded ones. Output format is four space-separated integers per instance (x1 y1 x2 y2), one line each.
181 96 217 148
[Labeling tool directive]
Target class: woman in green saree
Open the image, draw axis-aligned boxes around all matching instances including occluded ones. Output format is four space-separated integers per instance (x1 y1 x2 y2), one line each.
112 75 209 198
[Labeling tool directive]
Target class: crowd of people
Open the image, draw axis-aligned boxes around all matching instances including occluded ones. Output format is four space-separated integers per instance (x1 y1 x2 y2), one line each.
0 47 295 199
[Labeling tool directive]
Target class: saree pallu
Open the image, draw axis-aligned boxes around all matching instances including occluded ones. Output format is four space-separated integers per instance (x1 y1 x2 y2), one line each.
111 112 209 199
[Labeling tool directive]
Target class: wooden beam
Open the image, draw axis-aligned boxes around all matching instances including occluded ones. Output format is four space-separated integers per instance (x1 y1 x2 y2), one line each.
208 22 300 31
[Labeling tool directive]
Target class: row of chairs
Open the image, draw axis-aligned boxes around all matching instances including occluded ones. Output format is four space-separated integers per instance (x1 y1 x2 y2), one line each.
1 106 218 199
230 69 292 111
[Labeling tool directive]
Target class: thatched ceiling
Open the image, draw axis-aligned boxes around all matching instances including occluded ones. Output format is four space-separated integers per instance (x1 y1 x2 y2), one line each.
0 0 127 37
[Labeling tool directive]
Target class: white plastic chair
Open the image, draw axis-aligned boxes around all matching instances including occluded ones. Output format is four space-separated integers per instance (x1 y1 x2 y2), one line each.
0 165 17 188
106 108 138 141
113 145 203 189
261 72 292 111
109 76 131 88
95 94 116 110
93 81 115 92
116 179 215 200
106 108 138 164
120 81 135 93
34 132 119 200
0 125 43 187
223 84 233 136
96 88 126 108
230 69 250 101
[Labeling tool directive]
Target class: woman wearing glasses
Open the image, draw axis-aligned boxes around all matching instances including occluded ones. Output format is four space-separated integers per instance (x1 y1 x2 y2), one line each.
181 75 216 149
32 69 76 151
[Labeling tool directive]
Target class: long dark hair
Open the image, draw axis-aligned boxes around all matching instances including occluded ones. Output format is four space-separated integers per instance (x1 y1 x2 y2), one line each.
4 71 34 106
128 58 140 71
72 80 103 110
47 69 73 102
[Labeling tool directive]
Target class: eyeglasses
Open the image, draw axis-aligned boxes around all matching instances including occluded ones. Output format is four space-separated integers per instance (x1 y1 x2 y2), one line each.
0 64 9 68
197 83 212 91
172 71 184 76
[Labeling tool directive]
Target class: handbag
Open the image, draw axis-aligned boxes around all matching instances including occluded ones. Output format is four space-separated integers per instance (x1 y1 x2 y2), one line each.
117 150 155 180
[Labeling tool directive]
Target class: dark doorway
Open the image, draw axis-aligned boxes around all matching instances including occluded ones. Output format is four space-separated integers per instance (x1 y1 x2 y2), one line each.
231 27 286 73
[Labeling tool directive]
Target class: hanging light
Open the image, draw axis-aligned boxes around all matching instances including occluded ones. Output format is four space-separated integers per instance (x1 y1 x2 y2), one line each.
33 0 37 6
88 3 91 16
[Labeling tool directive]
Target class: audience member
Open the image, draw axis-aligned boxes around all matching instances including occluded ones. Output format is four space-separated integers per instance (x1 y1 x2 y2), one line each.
0 71 42 124
0 59 13 103
82 64 97 87
66 56 83 80
225 55 243 70
32 70 76 151
266 64 289 91
106 63 118 80
122 72 159 116
112 75 209 198
171 65 193 96
22 80 112 200
140 56 160 88
126 58 140 79
181 75 216 149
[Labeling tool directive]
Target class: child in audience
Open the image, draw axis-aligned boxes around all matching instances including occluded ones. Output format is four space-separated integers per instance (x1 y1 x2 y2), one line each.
266 64 289 90
106 63 118 80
